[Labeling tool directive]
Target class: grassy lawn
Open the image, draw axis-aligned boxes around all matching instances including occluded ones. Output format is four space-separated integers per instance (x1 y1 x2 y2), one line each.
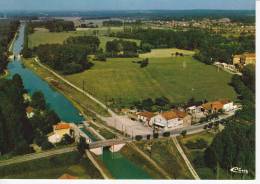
22 58 110 117
0 152 102 179
65 56 237 107
134 138 193 179
140 48 195 58
28 28 140 50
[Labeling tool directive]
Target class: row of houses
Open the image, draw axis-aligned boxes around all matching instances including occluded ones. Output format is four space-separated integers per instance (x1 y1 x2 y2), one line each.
136 99 237 130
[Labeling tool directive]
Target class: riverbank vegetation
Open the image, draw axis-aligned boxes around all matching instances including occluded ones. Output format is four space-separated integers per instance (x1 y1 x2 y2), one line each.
0 151 102 179
120 144 168 179
0 74 61 156
134 138 193 179
22 58 110 117
0 20 20 73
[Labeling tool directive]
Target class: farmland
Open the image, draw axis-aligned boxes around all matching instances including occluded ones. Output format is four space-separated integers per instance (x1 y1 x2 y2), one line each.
27 28 237 108
65 56 237 107
28 28 140 50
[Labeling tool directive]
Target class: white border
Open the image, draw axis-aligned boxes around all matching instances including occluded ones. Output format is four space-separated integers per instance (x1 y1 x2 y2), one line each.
1 1 259 184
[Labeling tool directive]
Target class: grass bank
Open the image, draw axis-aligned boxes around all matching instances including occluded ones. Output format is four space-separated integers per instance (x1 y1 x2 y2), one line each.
22 58 109 117
134 138 193 179
120 143 168 179
0 151 102 179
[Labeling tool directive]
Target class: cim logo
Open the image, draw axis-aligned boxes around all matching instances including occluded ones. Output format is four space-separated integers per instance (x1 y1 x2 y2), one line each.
230 167 248 174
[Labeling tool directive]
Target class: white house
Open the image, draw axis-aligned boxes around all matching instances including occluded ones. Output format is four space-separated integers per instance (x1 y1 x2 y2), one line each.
219 99 235 112
48 122 71 144
26 106 34 119
150 110 191 130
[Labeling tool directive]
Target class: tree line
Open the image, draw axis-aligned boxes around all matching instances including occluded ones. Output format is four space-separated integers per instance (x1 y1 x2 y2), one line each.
0 75 60 156
202 64 255 177
0 20 20 73
110 28 255 64
27 20 75 33
105 39 138 57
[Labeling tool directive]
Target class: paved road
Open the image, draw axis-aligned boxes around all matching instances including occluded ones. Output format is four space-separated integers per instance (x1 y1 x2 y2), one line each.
172 137 200 180
0 146 76 167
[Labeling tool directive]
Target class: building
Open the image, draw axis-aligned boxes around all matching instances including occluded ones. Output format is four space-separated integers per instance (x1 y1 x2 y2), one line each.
233 53 256 66
202 101 224 113
26 106 34 119
150 110 191 130
58 173 78 179
219 99 235 112
48 122 71 144
137 112 155 126
202 99 235 113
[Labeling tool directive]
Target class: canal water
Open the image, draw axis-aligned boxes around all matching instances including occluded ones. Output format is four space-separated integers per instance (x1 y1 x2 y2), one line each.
7 23 151 179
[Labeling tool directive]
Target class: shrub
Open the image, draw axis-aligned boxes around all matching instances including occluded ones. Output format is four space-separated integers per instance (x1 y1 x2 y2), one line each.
153 133 159 139
147 134 151 140
135 135 143 141
163 131 170 137
185 139 208 149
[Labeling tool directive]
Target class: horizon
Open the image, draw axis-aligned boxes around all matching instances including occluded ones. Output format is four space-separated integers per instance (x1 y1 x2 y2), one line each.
0 0 256 11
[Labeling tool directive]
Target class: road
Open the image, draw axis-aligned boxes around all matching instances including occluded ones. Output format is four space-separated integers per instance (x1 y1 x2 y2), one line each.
0 146 76 167
172 137 200 180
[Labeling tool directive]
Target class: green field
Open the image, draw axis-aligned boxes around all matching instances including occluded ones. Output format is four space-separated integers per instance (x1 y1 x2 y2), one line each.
139 48 195 58
28 28 140 50
0 152 102 179
65 56 237 107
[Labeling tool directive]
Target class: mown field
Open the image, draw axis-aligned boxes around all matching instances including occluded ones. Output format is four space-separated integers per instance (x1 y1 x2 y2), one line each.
0 152 102 179
139 48 195 58
65 56 237 107
28 28 140 50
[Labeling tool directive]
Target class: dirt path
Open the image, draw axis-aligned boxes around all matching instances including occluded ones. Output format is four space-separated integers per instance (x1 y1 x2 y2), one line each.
172 137 200 179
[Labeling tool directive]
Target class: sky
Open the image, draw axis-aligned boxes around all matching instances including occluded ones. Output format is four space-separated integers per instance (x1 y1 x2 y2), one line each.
0 0 256 11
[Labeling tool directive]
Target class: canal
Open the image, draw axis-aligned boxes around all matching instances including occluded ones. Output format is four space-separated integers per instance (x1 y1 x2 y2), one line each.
7 23 151 179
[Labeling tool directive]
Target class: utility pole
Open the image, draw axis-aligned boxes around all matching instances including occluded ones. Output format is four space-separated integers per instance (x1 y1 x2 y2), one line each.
82 80 85 91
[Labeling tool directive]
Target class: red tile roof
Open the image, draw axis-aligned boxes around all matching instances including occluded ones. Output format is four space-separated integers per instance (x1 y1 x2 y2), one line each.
26 106 34 113
137 112 155 119
161 111 178 120
54 123 70 130
58 173 78 179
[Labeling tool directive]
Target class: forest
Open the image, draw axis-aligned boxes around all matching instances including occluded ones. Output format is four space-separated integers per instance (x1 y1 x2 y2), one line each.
0 75 60 156
111 28 255 64
203 64 255 177
0 20 20 73
27 20 75 33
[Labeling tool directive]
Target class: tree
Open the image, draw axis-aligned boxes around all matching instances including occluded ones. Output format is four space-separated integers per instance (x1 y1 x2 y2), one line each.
31 91 46 110
242 64 255 92
181 130 187 137
61 134 74 145
77 137 87 156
